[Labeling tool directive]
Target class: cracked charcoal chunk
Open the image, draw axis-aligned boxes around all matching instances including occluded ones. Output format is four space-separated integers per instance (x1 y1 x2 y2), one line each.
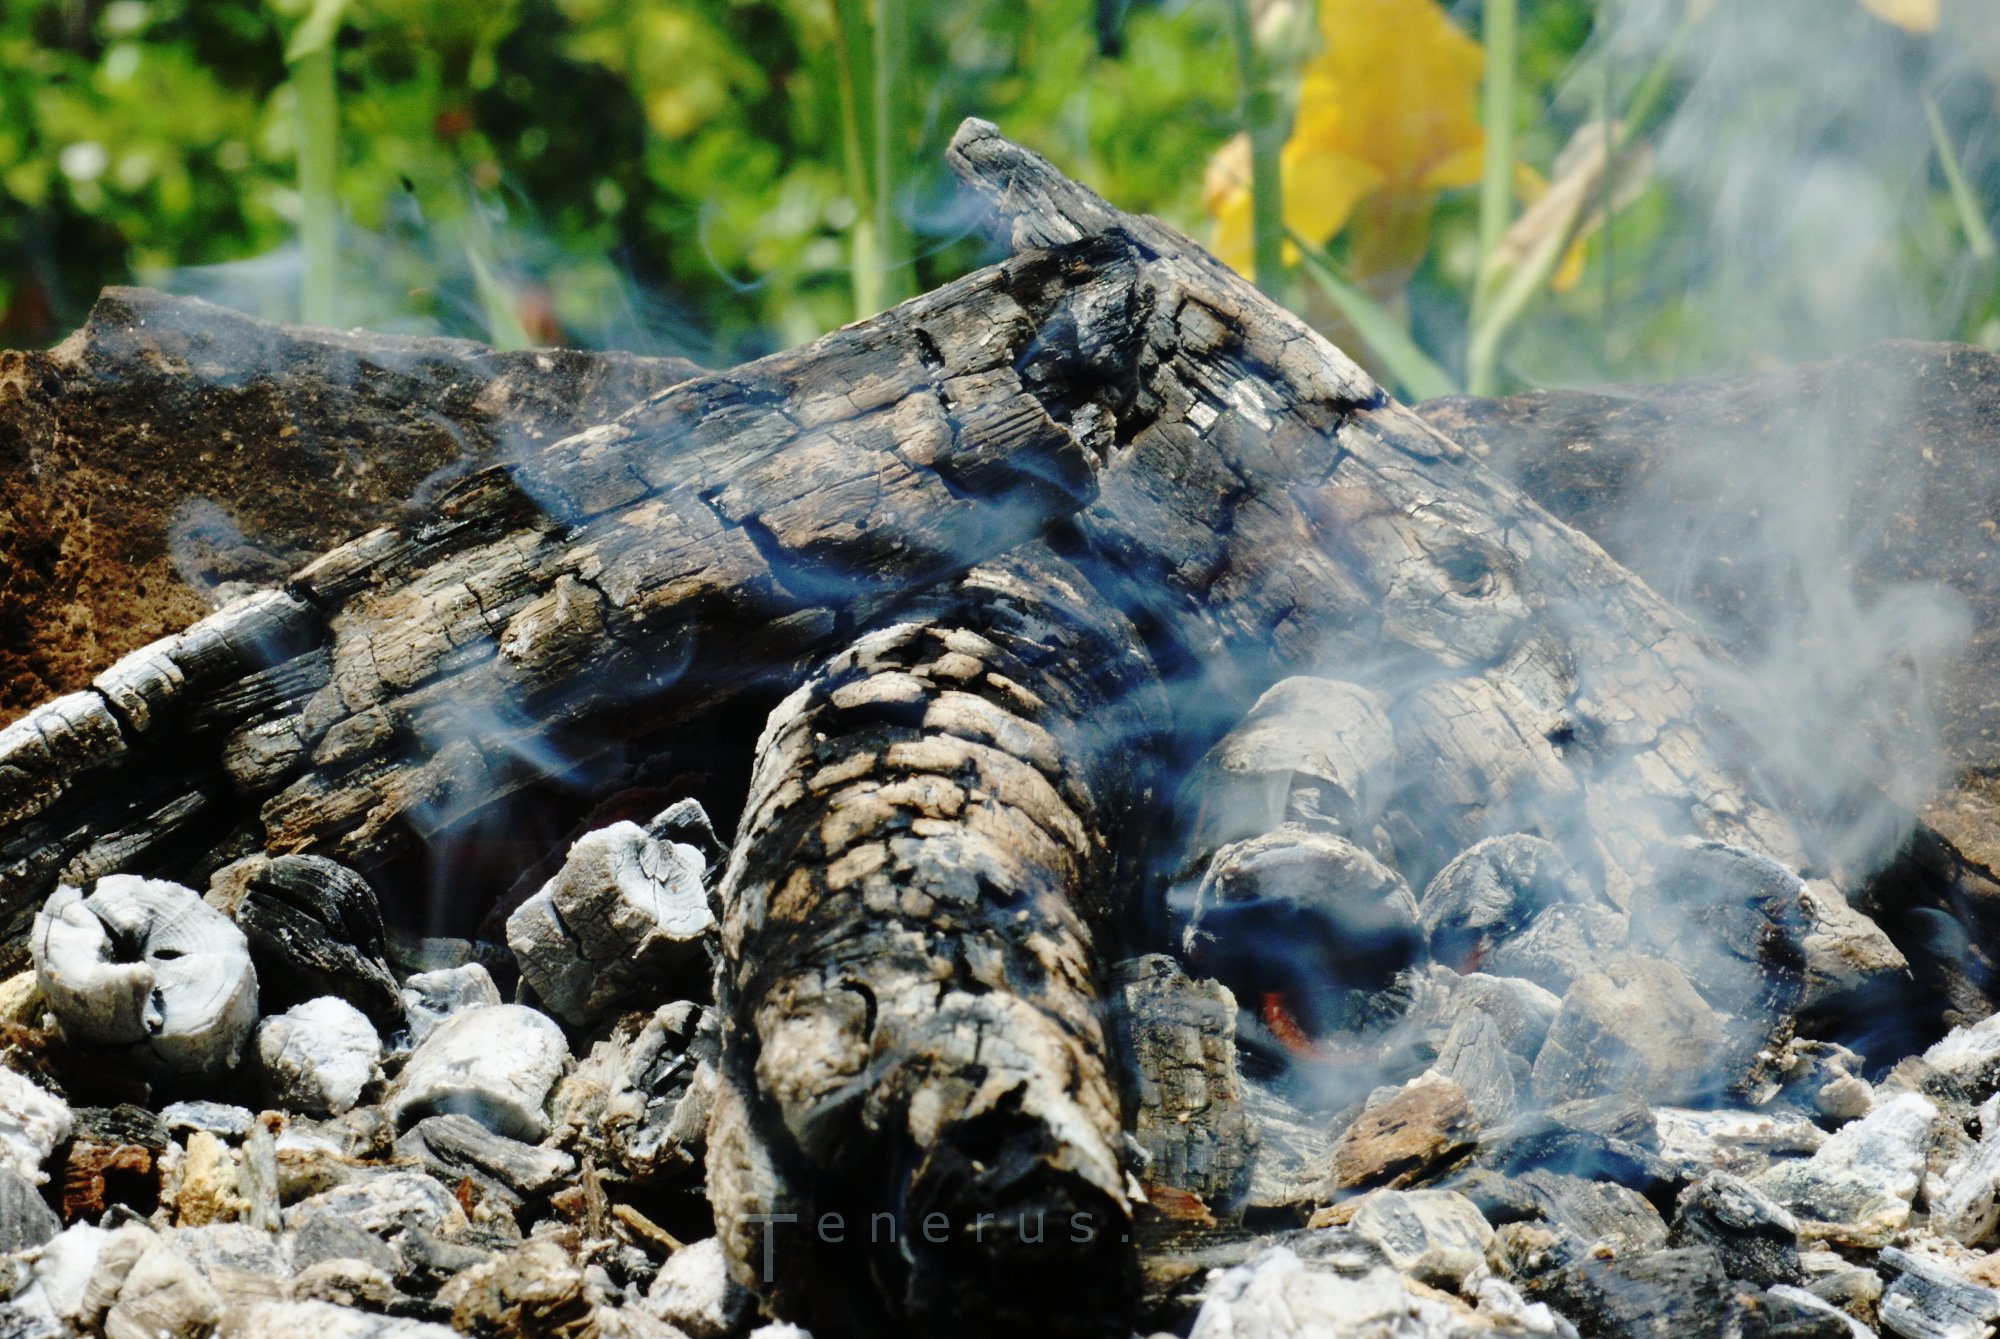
645 798 728 875
394 1114 575 1215
1669 1173 1803 1289
31 876 257 1089
0 1167 59 1251
1629 839 1810 1084
1185 829 1425 1042
1420 834 1596 973
1481 902 1629 999
506 820 714 1028
1453 1167 1668 1253
222 855 400 1031
398 963 502 1048
1530 955 1731 1105
1179 677 1395 865
386 1004 569 1142
255 996 382 1118
1112 954 1255 1214
1474 1099 1673 1191
1524 1245 1739 1337
1320 1072 1478 1197
553 999 715 1186
1877 1247 2000 1339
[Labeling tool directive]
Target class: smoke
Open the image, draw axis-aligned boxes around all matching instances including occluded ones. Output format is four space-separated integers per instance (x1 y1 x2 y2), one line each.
1521 0 1995 380
1498 0 1990 882
152 178 709 360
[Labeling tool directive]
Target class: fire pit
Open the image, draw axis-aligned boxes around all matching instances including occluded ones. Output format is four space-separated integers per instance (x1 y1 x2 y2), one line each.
0 121 1998 1339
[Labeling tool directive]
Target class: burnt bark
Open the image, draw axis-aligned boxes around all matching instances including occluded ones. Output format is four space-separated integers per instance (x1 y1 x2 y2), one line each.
0 287 701 713
708 546 1166 1338
0 239 1141 965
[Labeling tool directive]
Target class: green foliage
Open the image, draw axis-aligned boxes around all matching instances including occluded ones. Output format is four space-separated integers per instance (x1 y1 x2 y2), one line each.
0 0 1237 362
1 0 1995 393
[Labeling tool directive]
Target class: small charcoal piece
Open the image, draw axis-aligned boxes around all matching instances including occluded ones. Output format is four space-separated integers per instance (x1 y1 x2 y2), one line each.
217 854 400 1031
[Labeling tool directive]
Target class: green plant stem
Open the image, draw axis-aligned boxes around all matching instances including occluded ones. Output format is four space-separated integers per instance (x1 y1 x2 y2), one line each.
467 245 533 351
284 0 348 328
1475 0 1517 274
1926 96 1998 263
831 0 880 319
1292 228 1459 400
1464 11 1690 394
1227 0 1288 304
293 42 337 326
870 0 913 311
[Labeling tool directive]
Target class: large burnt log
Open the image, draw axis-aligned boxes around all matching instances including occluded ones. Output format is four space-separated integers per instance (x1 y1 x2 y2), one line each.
0 287 700 713
0 237 1141 965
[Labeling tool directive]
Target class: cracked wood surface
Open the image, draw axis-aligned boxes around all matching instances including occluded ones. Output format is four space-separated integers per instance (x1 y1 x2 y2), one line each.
944 118 1867 946
0 237 1142 968
708 545 1166 1337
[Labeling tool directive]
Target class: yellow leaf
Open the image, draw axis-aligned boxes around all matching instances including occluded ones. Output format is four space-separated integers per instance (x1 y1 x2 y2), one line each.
1858 0 1938 33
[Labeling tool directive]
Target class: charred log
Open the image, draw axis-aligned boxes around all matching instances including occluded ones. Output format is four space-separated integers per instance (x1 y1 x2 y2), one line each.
707 546 1167 1339
0 238 1145 965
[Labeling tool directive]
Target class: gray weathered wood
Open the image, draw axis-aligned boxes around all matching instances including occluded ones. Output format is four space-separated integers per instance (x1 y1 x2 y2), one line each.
707 545 1167 1338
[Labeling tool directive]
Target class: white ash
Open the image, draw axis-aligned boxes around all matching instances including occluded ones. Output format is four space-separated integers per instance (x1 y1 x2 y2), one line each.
397 962 501 1047
1878 1245 2000 1339
157 1101 253 1141
1188 1247 1542 1339
0 1066 70 1185
507 820 715 1028
216 1299 458 1337
1346 1189 1495 1289
1749 1091 1937 1247
1930 1117 2000 1247
1925 1012 2000 1098
256 996 382 1117
102 1232 221 1339
30 875 257 1087
1650 1106 1828 1179
646 1236 755 1339
166 1221 293 1311
385 1003 569 1141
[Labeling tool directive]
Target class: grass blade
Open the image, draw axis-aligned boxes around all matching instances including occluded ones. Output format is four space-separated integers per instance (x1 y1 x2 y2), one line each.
1292 230 1460 401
